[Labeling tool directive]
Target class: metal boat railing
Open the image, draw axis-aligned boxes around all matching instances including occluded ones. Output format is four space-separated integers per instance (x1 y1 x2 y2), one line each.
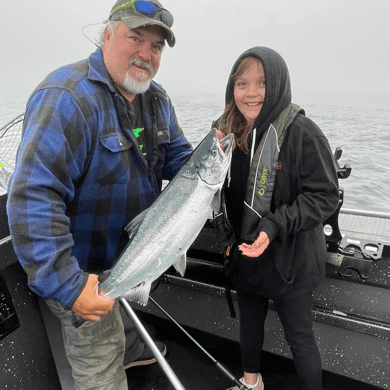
340 208 390 220
1 112 390 223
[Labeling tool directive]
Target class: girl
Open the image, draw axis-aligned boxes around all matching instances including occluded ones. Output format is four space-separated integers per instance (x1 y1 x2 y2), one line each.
215 47 340 390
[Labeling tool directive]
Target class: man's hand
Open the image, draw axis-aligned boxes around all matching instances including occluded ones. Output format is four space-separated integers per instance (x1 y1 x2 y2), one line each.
239 231 270 258
71 274 114 322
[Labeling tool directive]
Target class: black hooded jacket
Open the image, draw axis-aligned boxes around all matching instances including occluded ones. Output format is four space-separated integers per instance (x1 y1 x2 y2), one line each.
222 47 340 297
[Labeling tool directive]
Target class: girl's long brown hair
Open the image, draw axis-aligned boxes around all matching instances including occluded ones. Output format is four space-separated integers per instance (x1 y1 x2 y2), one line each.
220 57 262 154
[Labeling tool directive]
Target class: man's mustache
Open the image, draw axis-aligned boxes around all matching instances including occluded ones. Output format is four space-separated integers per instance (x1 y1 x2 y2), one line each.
131 57 152 73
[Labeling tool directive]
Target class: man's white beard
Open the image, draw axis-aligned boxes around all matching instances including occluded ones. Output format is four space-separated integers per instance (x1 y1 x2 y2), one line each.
122 72 151 94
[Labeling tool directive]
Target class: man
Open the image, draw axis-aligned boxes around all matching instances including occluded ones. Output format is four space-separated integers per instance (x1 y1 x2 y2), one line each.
7 1 192 389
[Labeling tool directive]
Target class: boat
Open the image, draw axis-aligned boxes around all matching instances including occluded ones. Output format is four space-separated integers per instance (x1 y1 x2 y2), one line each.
136 153 390 389
1 114 390 389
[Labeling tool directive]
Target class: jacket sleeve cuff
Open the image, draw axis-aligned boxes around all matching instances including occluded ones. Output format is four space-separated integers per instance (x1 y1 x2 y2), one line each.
258 216 279 242
64 272 89 310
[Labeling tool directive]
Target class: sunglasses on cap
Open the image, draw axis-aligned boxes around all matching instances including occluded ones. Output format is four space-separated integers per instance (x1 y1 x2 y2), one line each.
110 1 174 28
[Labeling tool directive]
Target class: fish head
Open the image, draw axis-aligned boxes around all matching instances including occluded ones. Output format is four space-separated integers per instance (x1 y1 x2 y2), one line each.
189 128 234 186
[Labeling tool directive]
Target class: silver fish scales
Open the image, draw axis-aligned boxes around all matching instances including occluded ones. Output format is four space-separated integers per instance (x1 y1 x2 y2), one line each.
98 128 234 305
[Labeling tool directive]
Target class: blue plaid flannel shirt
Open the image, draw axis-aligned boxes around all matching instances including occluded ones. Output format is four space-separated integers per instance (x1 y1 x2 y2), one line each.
7 49 192 309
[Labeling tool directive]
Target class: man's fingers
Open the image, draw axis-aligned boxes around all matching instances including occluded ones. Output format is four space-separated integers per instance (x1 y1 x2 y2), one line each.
73 308 109 321
80 313 103 322
96 295 115 311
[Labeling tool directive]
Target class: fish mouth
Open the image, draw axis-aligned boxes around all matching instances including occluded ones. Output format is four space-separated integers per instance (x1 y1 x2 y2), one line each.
217 132 234 178
200 129 234 185
189 128 234 186
218 133 234 155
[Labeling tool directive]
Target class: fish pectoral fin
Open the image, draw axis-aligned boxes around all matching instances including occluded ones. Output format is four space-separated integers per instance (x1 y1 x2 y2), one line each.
125 208 149 239
173 253 187 277
123 282 151 306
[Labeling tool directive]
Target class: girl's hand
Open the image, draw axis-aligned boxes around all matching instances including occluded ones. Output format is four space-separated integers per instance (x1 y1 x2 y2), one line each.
239 231 269 258
217 129 236 150
226 244 233 257
216 130 225 140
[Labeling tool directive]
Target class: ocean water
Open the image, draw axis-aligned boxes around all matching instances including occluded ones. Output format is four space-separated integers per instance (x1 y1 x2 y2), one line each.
170 91 390 215
1 92 389 213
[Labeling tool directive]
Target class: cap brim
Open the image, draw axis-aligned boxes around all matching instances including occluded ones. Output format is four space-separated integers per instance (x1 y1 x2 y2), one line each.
119 15 175 47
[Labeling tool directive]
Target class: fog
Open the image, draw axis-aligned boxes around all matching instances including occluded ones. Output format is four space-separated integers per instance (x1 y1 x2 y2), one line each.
1 0 389 103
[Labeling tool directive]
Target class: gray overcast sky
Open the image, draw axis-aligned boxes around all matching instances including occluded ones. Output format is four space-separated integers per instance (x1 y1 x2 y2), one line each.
1 0 389 103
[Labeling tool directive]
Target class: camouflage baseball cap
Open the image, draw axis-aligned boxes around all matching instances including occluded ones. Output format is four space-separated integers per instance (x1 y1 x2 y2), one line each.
109 0 176 47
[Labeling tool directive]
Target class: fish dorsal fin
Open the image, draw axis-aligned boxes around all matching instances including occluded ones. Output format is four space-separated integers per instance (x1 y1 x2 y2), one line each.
124 208 149 239
123 281 152 306
173 253 186 277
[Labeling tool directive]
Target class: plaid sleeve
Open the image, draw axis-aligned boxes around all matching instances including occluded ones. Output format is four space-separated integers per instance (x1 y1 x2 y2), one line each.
7 88 90 308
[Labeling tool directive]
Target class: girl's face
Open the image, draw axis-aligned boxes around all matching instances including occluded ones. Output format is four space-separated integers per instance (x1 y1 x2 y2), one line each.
233 59 265 125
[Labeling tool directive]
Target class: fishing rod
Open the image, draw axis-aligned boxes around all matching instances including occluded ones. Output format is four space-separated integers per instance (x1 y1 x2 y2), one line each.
149 296 250 390
119 298 186 390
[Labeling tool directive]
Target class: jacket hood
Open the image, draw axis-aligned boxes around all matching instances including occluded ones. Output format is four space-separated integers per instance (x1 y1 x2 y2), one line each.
225 46 292 139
